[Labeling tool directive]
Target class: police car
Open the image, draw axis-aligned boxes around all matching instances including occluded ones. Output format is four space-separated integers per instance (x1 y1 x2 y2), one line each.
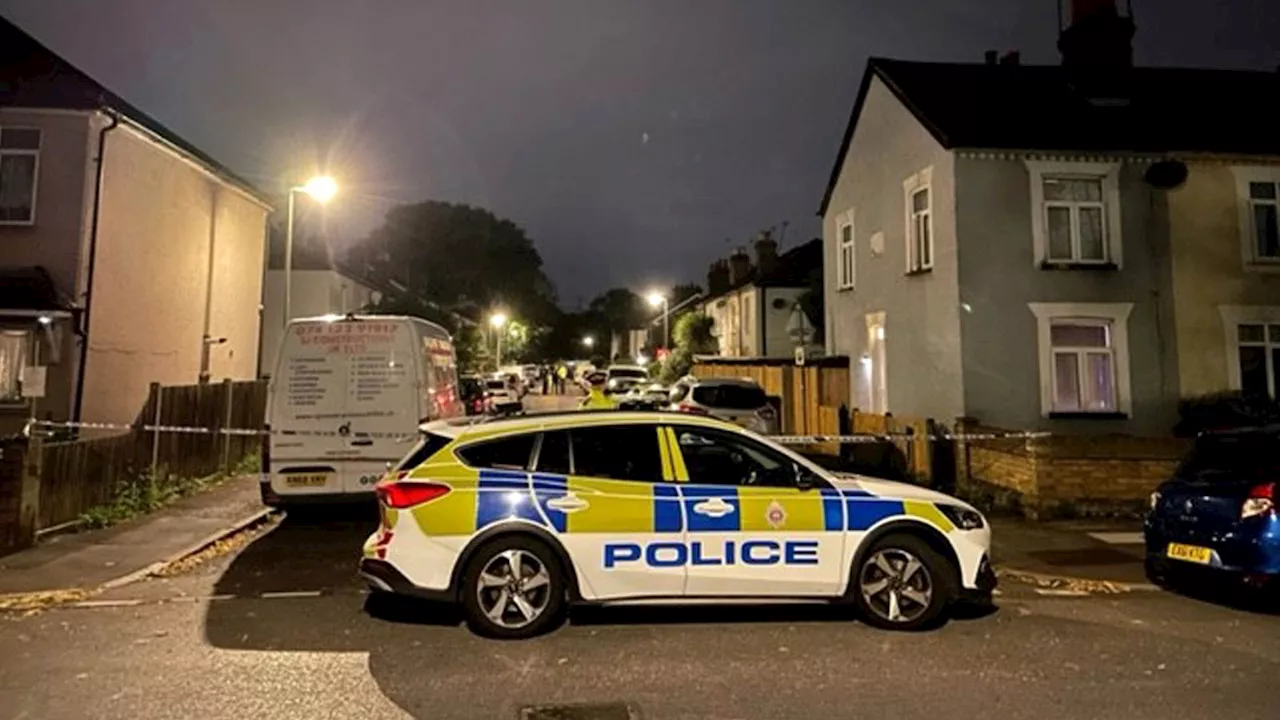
360 411 995 638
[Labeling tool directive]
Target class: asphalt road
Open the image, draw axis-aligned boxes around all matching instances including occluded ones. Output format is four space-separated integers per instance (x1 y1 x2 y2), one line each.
2 393 1277 719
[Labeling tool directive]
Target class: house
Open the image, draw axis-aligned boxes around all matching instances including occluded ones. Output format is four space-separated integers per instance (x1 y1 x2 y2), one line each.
258 230 377 376
697 232 822 358
0 17 272 435
819 0 1280 435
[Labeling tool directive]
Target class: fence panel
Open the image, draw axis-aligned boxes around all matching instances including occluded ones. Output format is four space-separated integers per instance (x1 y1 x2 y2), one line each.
38 432 141 528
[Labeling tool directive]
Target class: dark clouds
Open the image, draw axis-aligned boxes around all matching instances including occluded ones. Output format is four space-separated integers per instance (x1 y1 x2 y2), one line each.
2 0 1276 304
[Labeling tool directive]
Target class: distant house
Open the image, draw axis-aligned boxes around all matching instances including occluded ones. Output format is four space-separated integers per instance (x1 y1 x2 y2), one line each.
0 17 272 434
819 0 1280 433
258 233 376 376
695 233 822 359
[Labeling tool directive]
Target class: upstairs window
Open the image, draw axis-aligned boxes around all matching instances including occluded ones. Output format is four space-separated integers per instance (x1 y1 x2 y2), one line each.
906 186 932 273
836 212 855 290
1027 161 1121 269
0 128 41 225
1248 181 1280 262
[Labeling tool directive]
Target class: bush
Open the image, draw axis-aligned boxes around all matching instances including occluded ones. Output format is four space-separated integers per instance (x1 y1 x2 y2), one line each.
1173 391 1280 438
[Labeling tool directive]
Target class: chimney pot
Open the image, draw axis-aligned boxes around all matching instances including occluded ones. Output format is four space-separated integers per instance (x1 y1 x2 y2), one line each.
727 250 753 287
754 230 779 277
984 50 998 65
999 51 1020 65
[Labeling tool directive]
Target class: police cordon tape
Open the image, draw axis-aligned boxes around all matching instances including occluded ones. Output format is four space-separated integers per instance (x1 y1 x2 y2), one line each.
23 418 1052 444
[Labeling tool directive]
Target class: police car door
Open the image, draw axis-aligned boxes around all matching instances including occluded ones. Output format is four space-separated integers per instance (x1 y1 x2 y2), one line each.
668 425 844 597
532 423 686 601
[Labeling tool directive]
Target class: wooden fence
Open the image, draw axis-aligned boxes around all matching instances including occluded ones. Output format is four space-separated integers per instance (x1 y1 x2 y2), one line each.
35 379 267 529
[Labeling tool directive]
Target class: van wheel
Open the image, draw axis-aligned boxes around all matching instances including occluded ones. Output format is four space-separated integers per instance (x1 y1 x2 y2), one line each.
460 536 566 639
852 534 954 631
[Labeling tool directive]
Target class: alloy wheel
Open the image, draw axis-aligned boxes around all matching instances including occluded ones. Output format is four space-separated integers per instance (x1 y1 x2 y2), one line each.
475 549 553 629
859 548 935 624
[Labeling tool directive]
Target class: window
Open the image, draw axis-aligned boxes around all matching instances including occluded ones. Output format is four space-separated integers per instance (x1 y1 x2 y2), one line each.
1027 161 1121 268
1235 323 1279 398
0 330 32 403
455 433 536 471
1049 322 1116 412
570 425 663 482
902 167 933 273
672 427 798 488
1029 303 1133 417
1247 181 1280 262
836 212 855 290
0 128 41 225
534 430 572 475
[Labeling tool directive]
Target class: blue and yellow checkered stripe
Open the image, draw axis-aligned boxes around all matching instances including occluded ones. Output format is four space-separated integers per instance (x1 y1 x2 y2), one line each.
459 470 954 535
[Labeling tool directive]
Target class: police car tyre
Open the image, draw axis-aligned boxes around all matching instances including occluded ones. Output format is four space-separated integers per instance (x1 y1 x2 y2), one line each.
460 535 567 639
853 534 954 631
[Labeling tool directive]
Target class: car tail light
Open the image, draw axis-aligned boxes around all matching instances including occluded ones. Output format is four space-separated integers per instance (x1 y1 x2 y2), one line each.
377 481 450 509
1241 482 1275 520
676 403 709 415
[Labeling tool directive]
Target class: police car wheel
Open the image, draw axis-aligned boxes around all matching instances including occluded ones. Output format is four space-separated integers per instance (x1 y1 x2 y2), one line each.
853 534 954 631
460 536 566 639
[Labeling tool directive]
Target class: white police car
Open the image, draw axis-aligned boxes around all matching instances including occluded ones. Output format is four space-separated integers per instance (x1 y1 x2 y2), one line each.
361 411 995 638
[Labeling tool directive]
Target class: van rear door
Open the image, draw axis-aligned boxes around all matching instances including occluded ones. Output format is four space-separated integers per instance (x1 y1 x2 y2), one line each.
341 318 424 493
268 320 350 497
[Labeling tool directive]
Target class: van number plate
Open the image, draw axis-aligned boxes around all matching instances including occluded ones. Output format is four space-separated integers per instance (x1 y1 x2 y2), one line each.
284 474 329 488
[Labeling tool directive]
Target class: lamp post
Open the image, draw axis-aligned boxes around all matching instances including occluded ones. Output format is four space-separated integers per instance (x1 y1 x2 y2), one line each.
490 312 508 367
283 175 338 329
647 291 669 351
582 335 595 351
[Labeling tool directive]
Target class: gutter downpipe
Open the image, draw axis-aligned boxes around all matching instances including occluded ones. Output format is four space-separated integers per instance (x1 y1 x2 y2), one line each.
72 109 120 426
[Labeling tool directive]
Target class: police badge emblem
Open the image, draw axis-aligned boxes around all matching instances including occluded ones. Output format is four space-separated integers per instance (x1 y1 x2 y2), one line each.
766 500 787 529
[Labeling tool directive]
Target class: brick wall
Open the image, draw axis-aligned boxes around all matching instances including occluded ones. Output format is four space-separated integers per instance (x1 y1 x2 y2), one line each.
0 440 29 555
955 419 1187 519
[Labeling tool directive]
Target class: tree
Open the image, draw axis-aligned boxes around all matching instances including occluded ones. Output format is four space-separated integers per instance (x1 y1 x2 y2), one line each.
659 313 716 383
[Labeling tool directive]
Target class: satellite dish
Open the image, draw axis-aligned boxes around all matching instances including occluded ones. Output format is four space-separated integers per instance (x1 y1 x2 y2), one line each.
1145 160 1188 190
370 290 383 305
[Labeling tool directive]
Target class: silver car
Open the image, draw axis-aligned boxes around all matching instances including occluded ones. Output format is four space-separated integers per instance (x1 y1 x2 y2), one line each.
667 376 779 434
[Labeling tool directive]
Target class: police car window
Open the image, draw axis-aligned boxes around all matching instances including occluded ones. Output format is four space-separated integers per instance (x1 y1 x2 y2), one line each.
456 433 536 471
570 425 663 482
535 430 572 475
395 432 453 471
673 428 794 488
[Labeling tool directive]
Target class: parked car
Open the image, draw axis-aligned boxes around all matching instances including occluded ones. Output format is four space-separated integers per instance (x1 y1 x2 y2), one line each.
605 364 649 394
617 383 670 410
459 375 486 416
484 377 523 415
668 376 779 435
1144 424 1280 595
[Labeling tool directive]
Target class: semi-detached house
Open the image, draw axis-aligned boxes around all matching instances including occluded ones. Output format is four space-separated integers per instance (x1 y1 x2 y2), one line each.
819 0 1280 436
0 17 272 436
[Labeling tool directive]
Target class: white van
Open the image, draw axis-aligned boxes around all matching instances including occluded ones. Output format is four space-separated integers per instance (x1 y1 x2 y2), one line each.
261 314 463 506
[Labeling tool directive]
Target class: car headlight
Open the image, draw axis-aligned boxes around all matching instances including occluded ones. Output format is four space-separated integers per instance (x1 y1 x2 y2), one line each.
938 504 985 530
1149 491 1161 511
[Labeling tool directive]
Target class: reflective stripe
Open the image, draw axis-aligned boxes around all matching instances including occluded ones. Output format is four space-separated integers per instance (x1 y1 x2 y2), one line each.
665 427 690 482
657 427 674 480
844 498 905 531
903 500 955 533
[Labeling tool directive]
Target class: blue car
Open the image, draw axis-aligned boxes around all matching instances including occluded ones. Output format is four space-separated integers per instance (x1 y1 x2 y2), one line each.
1144 425 1280 592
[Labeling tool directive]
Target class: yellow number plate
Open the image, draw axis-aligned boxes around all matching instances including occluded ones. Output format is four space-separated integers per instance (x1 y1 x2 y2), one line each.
284 474 329 488
1166 543 1212 564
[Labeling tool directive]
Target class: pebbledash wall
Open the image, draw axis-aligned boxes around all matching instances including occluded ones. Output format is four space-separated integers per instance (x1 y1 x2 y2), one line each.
953 419 1187 519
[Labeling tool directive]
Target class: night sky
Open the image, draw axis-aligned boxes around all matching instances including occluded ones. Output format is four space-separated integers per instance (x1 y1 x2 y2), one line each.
2 0 1276 305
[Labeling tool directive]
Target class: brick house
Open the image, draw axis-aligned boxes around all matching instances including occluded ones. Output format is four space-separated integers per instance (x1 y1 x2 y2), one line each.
0 17 272 436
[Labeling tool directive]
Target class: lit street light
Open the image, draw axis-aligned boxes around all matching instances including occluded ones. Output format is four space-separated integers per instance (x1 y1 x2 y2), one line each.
284 175 338 329
582 335 595 349
647 290 669 352
490 312 509 367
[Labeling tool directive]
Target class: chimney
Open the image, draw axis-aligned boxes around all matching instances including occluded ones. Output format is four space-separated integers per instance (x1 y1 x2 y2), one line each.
753 230 779 277
727 249 752 287
707 259 730 296
998 50 1020 66
984 50 998 65
1059 0 1135 71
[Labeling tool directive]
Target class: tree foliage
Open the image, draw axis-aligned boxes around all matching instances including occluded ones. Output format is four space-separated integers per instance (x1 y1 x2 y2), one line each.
660 313 716 383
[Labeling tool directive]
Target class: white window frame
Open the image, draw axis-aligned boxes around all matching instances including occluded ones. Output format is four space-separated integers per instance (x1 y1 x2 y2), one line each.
0 126 42 226
836 209 855 290
1026 160 1122 269
1218 305 1280 396
1028 302 1133 417
903 167 933 274
1230 167 1280 273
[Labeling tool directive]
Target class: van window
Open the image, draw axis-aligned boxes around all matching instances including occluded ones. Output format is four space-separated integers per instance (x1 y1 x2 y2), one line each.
395 433 453 471
457 433 537 471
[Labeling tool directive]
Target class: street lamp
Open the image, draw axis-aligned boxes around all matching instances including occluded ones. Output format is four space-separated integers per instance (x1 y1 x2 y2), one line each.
647 290 669 352
582 335 595 349
283 175 338 329
490 312 508 367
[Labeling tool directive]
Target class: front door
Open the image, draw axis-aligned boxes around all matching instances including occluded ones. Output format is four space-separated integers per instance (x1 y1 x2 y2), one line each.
668 425 844 597
534 424 686 601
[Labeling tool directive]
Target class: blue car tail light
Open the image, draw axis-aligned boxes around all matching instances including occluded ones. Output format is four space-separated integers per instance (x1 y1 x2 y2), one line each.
1241 482 1276 521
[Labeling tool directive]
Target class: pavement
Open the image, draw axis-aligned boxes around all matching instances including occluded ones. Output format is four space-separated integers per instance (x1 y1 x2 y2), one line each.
990 516 1151 588
0 474 268 596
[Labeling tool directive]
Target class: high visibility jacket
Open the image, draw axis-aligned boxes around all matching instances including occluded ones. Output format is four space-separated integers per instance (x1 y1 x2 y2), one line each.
557 366 568 379
579 388 617 410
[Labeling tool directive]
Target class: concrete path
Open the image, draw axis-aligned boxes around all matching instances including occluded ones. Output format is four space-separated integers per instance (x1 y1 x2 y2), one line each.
991 515 1149 587
0 475 267 595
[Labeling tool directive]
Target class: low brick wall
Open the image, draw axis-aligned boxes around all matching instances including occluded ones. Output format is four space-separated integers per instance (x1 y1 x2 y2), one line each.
956 421 1188 519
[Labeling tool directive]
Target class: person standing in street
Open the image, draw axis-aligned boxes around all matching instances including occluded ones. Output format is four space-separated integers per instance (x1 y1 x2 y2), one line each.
556 365 568 394
578 371 617 409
